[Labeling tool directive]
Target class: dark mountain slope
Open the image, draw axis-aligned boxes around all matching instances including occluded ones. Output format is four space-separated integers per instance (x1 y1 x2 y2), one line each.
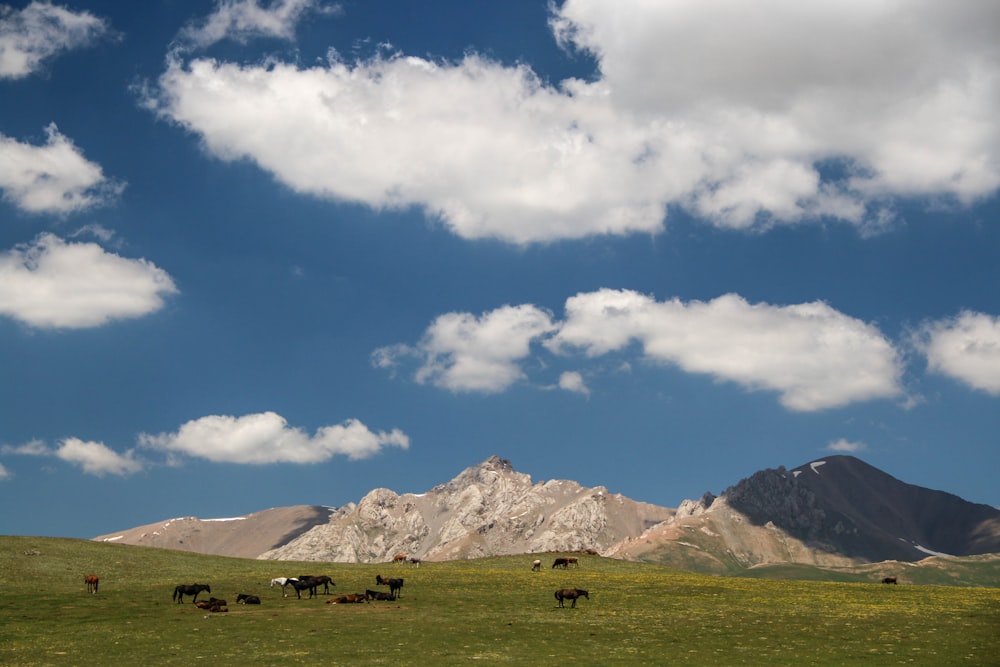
724 455 1000 562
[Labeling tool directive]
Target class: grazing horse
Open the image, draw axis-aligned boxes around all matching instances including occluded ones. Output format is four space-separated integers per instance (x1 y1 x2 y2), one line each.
375 575 404 599
298 575 334 595
552 558 570 569
555 588 589 608
392 553 408 563
236 594 261 604
408 557 421 567
173 583 211 603
531 560 541 572
882 577 898 585
288 578 320 599
270 577 298 597
84 574 99 594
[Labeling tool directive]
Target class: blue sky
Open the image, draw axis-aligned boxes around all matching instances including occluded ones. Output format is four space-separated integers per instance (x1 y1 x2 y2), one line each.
1 0 998 540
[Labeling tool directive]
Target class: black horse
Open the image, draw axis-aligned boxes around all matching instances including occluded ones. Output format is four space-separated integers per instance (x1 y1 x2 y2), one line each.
555 588 589 608
298 575 334 595
173 583 211 603
375 575 404 598
288 578 321 599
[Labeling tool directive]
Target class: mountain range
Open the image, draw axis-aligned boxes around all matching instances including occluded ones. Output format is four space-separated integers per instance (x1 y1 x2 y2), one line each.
94 455 1000 576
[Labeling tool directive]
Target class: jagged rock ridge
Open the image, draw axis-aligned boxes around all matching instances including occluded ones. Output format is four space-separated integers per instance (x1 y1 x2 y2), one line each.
259 455 674 562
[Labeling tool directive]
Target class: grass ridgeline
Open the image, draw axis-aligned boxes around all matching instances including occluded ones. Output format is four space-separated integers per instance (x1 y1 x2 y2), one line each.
1 536 998 666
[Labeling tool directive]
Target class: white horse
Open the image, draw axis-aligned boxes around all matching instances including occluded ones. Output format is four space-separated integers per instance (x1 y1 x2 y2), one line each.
270 577 298 597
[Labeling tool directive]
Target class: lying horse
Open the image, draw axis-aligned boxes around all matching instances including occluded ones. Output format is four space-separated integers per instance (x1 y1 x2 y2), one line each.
882 577 898 585
84 574 99 594
298 575 334 595
195 597 228 612
555 588 589 608
375 575 404 598
270 577 298 596
366 588 395 601
173 583 211 603
236 593 261 604
327 593 368 604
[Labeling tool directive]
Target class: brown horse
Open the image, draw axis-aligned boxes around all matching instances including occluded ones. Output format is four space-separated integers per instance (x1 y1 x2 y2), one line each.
555 588 589 608
84 574 99 594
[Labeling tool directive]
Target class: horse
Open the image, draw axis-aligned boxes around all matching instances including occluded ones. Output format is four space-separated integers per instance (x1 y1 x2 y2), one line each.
366 589 394 601
375 575 404 598
236 594 261 604
173 583 211 603
531 560 541 572
84 574 99 594
392 553 408 563
287 578 320 599
327 593 368 604
195 597 228 612
882 577 898 585
270 577 298 597
298 575 334 595
552 558 569 569
408 557 421 567
555 588 589 608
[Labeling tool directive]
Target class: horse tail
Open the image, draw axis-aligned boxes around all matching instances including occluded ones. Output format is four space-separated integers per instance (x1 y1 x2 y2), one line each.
172 586 179 602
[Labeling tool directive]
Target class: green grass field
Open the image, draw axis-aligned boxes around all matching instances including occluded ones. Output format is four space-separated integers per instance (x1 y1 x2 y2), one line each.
1 536 997 666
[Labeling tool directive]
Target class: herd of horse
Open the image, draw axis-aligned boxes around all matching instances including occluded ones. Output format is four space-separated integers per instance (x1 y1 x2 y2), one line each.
86 555 904 613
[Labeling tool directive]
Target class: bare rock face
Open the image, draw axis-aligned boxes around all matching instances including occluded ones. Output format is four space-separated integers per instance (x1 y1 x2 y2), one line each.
258 456 674 562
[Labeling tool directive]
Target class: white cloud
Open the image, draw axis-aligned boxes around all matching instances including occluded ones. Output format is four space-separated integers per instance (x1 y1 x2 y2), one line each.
0 1 109 79
146 1 999 242
826 438 866 453
176 0 339 51
558 371 589 397
0 462 10 479
376 304 557 393
0 233 178 329
0 438 50 456
549 289 903 411
0 124 123 214
138 412 409 464
917 311 1000 395
379 289 904 411
55 438 143 477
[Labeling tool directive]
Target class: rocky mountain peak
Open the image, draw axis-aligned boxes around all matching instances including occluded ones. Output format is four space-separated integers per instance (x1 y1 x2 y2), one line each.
258 456 674 562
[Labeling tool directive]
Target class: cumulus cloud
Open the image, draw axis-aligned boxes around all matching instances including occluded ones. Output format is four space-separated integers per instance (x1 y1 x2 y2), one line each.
0 124 123 214
826 438 866 453
377 289 904 411
55 438 143 477
176 0 339 51
146 0 999 242
558 371 589 396
0 1 109 79
549 289 903 411
0 233 178 328
375 305 557 393
916 311 1000 395
138 412 409 464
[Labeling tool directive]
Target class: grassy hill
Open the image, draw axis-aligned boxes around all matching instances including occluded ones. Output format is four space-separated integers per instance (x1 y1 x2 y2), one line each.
1 536 998 666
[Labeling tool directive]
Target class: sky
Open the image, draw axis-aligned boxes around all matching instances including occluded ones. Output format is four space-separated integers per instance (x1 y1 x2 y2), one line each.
1 0 998 540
